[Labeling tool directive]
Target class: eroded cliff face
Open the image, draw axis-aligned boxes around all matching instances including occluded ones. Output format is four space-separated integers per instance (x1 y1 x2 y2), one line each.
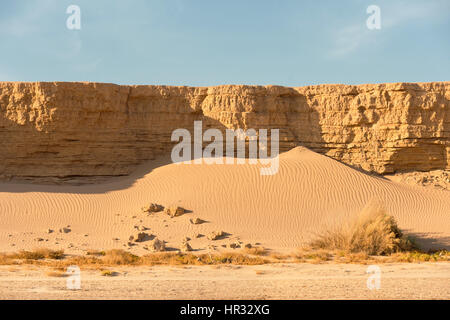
0 81 449 182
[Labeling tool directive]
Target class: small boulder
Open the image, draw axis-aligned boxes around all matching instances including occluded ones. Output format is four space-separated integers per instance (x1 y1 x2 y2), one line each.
181 241 193 252
134 225 149 231
244 243 252 249
129 232 151 243
164 206 185 218
207 230 225 241
189 217 205 225
148 238 166 252
59 227 71 234
142 203 163 213
228 242 240 249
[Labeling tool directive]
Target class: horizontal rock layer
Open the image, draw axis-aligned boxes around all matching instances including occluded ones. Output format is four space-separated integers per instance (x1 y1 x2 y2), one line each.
0 81 449 182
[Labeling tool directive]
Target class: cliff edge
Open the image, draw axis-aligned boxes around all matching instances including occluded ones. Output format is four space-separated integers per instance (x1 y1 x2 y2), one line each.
0 81 449 182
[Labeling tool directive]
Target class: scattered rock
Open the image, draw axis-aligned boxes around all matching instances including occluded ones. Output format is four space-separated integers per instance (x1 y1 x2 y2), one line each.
164 206 185 218
207 230 225 241
244 243 252 249
46 229 53 234
148 238 166 252
183 236 191 242
134 225 149 231
189 217 205 225
59 227 71 234
142 203 164 213
129 232 151 243
228 242 241 249
35 238 45 242
181 241 193 252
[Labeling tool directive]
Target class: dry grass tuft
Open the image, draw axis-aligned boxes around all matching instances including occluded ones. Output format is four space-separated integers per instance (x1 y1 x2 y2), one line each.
292 249 332 263
141 252 268 266
46 270 68 277
0 249 65 264
102 250 139 265
387 250 450 263
86 250 106 256
309 202 415 255
243 247 268 256
100 270 119 277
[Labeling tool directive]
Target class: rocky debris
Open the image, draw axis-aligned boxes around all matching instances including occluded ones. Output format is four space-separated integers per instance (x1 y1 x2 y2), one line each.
129 232 151 243
193 233 202 238
189 217 205 225
134 225 149 231
142 203 163 213
59 227 71 234
183 236 191 242
181 241 193 252
389 170 450 191
207 231 225 241
46 229 53 234
148 238 166 252
228 242 241 249
35 238 45 242
164 206 185 218
244 243 252 249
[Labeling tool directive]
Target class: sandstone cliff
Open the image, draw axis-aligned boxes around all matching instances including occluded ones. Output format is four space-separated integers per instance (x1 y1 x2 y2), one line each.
0 81 449 182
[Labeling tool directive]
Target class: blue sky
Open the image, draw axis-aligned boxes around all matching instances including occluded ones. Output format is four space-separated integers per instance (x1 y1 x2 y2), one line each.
0 0 449 86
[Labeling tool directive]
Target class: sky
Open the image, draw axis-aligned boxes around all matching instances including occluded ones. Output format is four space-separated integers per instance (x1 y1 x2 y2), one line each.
0 0 449 86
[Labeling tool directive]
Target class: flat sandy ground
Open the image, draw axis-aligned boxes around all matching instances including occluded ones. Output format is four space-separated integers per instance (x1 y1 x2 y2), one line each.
0 262 448 300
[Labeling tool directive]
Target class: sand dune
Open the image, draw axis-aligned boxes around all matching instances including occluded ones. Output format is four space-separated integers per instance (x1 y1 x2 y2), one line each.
0 147 449 254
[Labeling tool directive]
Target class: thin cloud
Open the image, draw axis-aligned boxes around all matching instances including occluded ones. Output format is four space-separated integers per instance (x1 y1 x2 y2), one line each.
328 1 449 58
0 0 58 37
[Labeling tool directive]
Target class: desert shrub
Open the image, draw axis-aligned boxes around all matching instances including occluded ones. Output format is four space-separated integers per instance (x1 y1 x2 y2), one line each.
9 249 65 260
243 247 268 256
101 249 139 265
310 202 416 255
